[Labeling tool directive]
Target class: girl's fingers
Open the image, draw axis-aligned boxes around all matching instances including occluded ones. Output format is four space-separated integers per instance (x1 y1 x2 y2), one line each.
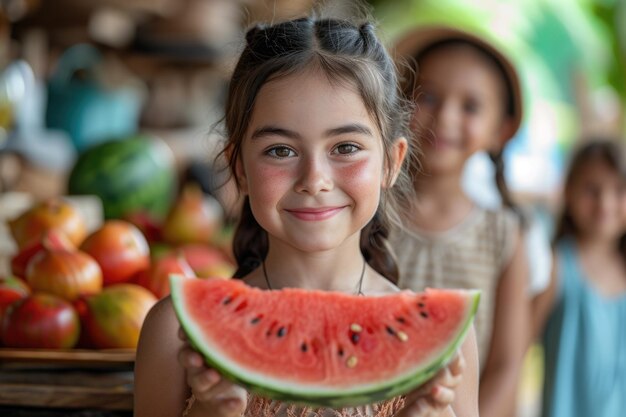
178 327 188 341
194 375 247 404
188 369 221 395
434 365 463 390
430 385 456 407
178 346 204 370
448 352 465 377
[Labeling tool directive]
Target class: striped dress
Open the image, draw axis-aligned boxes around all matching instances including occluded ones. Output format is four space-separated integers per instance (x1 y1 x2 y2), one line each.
391 206 519 367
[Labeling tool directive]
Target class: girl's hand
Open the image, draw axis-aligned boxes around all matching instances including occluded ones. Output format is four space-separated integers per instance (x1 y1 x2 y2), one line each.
395 352 465 417
177 328 247 416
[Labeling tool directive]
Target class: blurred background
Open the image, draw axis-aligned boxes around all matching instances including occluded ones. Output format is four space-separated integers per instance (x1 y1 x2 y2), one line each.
0 0 624 416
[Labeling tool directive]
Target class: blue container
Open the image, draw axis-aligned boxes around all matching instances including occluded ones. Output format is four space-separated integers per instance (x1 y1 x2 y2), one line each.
46 44 144 152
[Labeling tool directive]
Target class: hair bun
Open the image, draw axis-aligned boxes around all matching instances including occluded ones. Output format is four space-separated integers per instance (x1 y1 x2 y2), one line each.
245 25 261 46
359 22 377 49
359 22 375 34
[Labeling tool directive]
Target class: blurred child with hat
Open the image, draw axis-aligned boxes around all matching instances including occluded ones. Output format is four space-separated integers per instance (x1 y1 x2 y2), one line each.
391 25 530 417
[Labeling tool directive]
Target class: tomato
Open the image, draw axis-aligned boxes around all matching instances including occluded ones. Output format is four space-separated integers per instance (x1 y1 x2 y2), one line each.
79 284 157 349
8 199 87 249
26 247 102 302
10 230 74 279
80 220 150 286
2 293 80 349
136 252 195 298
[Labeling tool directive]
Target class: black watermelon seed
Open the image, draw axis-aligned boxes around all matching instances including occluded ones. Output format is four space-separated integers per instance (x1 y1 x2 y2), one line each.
418 302 425 308
395 317 406 324
301 343 308 352
420 312 429 319
222 296 232 305
338 348 344 356
251 316 261 324
277 327 287 337
350 333 360 344
386 326 395 335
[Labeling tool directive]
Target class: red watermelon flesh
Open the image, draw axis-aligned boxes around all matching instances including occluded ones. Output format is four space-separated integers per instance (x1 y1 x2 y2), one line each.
171 276 479 407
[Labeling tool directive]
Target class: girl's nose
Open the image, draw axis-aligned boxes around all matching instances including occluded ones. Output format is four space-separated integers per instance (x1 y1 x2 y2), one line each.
294 156 333 195
434 100 459 134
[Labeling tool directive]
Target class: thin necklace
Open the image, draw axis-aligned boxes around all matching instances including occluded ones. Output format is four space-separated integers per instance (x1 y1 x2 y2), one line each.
262 259 366 295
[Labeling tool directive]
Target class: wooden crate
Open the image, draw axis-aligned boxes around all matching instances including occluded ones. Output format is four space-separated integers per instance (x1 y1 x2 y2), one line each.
0 348 135 411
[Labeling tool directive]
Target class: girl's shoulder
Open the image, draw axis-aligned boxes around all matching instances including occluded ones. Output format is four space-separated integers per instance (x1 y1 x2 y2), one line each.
481 206 521 232
474 206 522 272
142 295 179 335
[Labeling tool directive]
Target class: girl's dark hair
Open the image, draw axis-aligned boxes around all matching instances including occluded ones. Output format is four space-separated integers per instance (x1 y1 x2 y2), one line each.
406 39 524 224
219 17 417 283
554 140 626 251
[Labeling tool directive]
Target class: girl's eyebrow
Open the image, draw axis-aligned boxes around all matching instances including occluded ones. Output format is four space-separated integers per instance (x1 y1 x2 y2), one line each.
324 123 373 138
250 123 374 140
251 126 302 140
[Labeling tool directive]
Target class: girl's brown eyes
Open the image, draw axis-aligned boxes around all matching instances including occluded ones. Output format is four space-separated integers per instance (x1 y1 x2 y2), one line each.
265 143 361 158
334 144 360 155
266 146 296 158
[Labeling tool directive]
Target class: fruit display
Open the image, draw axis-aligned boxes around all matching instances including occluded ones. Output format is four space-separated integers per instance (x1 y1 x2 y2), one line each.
170 277 479 408
2 187 234 351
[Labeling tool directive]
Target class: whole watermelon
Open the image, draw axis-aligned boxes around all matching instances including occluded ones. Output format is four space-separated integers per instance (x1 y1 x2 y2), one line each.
68 136 177 220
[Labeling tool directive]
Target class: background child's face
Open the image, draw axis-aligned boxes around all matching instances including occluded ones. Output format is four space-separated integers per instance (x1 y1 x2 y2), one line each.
412 45 509 175
236 70 389 253
566 158 626 241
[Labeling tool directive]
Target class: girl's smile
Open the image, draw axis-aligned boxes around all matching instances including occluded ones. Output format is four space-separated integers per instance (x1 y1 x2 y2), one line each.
284 206 347 221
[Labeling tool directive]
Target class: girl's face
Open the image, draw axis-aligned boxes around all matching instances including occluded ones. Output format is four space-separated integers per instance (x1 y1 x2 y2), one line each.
412 45 511 175
567 158 626 241
237 70 405 253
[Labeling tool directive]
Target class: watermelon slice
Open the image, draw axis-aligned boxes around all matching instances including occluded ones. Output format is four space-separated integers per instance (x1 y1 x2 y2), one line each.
170 276 479 407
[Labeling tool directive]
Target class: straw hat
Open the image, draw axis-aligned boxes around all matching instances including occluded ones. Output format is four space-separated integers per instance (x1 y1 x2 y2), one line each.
393 25 524 139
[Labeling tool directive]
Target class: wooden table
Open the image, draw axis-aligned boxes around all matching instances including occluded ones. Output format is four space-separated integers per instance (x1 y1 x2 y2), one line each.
0 348 135 413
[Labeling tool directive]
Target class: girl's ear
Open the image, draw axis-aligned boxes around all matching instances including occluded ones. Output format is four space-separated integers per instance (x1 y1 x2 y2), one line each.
383 137 408 188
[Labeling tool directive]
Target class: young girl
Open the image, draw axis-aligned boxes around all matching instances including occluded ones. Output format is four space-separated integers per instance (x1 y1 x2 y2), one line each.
134 17 480 417
391 26 531 417
533 140 626 417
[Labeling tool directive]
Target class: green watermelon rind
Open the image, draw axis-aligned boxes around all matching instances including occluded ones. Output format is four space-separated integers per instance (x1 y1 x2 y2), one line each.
170 275 480 408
